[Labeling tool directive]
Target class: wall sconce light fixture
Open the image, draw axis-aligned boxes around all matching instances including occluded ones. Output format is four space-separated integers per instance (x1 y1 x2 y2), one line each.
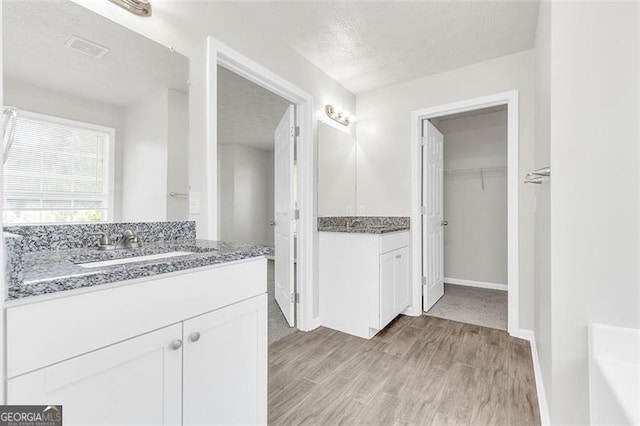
108 0 152 17
325 105 351 127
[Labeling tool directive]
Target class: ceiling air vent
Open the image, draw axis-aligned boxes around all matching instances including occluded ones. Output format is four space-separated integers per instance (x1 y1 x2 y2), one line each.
64 36 110 59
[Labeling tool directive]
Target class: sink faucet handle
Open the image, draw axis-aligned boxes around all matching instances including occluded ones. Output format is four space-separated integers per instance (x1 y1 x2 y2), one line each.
118 228 144 248
132 228 145 242
89 232 112 247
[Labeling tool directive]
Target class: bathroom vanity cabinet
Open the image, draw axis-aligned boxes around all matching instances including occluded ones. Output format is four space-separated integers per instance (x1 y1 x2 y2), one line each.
319 231 411 339
5 258 267 425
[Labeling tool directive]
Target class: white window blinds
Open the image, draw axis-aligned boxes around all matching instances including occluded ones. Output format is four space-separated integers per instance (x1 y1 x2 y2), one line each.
3 111 114 224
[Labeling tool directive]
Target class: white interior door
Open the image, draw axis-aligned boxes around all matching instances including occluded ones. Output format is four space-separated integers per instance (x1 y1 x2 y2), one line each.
274 105 295 326
422 119 445 311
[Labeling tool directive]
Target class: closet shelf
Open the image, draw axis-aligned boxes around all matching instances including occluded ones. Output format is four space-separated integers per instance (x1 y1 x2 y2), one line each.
443 166 506 191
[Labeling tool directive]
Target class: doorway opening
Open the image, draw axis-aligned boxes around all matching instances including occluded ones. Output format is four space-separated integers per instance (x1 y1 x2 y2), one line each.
207 37 315 336
410 91 520 335
423 107 508 330
216 66 296 344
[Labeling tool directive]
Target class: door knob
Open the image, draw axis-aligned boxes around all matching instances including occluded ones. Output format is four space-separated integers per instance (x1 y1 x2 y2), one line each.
441 220 448 226
269 221 276 227
169 339 183 350
189 332 201 343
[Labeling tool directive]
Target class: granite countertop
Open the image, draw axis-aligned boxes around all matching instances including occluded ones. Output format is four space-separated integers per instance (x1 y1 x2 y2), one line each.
318 224 410 234
9 239 273 301
317 216 410 234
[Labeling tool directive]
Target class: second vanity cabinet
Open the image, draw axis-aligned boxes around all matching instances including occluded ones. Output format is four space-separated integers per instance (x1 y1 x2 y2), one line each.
319 231 410 339
5 258 267 426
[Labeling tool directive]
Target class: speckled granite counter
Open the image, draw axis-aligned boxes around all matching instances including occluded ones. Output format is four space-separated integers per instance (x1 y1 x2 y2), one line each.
4 221 273 301
317 216 410 234
8 240 273 301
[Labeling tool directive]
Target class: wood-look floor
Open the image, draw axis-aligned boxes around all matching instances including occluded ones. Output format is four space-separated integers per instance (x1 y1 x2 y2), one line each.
269 315 540 425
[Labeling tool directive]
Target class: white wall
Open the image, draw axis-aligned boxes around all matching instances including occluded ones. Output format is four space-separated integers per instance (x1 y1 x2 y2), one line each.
356 50 536 329
317 121 356 216
121 88 188 222
166 89 189 221
433 110 507 285
121 89 168 221
533 0 552 415
547 2 639 423
3 78 126 219
219 144 274 246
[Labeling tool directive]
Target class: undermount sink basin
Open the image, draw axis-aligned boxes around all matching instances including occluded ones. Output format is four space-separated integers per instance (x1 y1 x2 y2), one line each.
77 251 194 268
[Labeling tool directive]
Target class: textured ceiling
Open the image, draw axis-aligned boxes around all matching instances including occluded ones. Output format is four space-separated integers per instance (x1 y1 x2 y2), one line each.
3 0 188 107
234 1 540 93
218 66 291 151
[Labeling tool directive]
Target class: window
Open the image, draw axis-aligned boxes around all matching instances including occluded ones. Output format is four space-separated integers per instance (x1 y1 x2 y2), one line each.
3 111 114 224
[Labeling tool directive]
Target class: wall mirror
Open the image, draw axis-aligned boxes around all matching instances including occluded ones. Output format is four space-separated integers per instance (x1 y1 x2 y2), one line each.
317 121 356 216
2 0 190 224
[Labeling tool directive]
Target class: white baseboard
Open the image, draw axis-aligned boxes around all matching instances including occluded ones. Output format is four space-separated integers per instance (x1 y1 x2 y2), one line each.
513 329 551 425
402 306 422 316
510 328 533 341
311 317 321 330
444 277 508 291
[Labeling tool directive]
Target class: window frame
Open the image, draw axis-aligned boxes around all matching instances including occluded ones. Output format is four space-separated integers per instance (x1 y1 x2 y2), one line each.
3 109 116 224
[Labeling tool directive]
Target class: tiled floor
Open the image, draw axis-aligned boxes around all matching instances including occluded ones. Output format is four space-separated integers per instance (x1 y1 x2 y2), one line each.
426 283 508 330
267 260 296 345
268 314 540 425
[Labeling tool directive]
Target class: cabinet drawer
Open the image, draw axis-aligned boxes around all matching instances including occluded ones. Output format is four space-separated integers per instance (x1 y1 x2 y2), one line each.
379 231 410 253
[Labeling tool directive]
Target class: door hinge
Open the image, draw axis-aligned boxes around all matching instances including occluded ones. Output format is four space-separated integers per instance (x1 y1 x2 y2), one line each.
421 136 427 146
290 293 300 304
292 126 298 161
420 206 427 215
294 209 300 220
422 276 427 285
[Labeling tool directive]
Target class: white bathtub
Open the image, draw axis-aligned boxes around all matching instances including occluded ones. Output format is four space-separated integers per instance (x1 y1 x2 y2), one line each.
589 323 640 425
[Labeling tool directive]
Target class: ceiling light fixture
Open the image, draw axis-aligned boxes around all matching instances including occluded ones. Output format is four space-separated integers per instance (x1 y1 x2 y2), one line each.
108 0 152 17
325 105 350 127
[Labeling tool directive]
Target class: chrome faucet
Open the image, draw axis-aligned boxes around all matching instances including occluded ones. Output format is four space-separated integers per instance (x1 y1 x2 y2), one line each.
89 229 143 250
89 232 114 250
114 229 143 249
346 219 361 229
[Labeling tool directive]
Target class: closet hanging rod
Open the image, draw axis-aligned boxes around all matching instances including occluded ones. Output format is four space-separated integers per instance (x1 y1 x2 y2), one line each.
444 166 507 176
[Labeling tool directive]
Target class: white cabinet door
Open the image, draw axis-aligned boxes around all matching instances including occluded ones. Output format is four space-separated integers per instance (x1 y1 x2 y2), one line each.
380 246 410 329
394 246 410 313
379 251 397 329
7 324 182 426
183 293 267 426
